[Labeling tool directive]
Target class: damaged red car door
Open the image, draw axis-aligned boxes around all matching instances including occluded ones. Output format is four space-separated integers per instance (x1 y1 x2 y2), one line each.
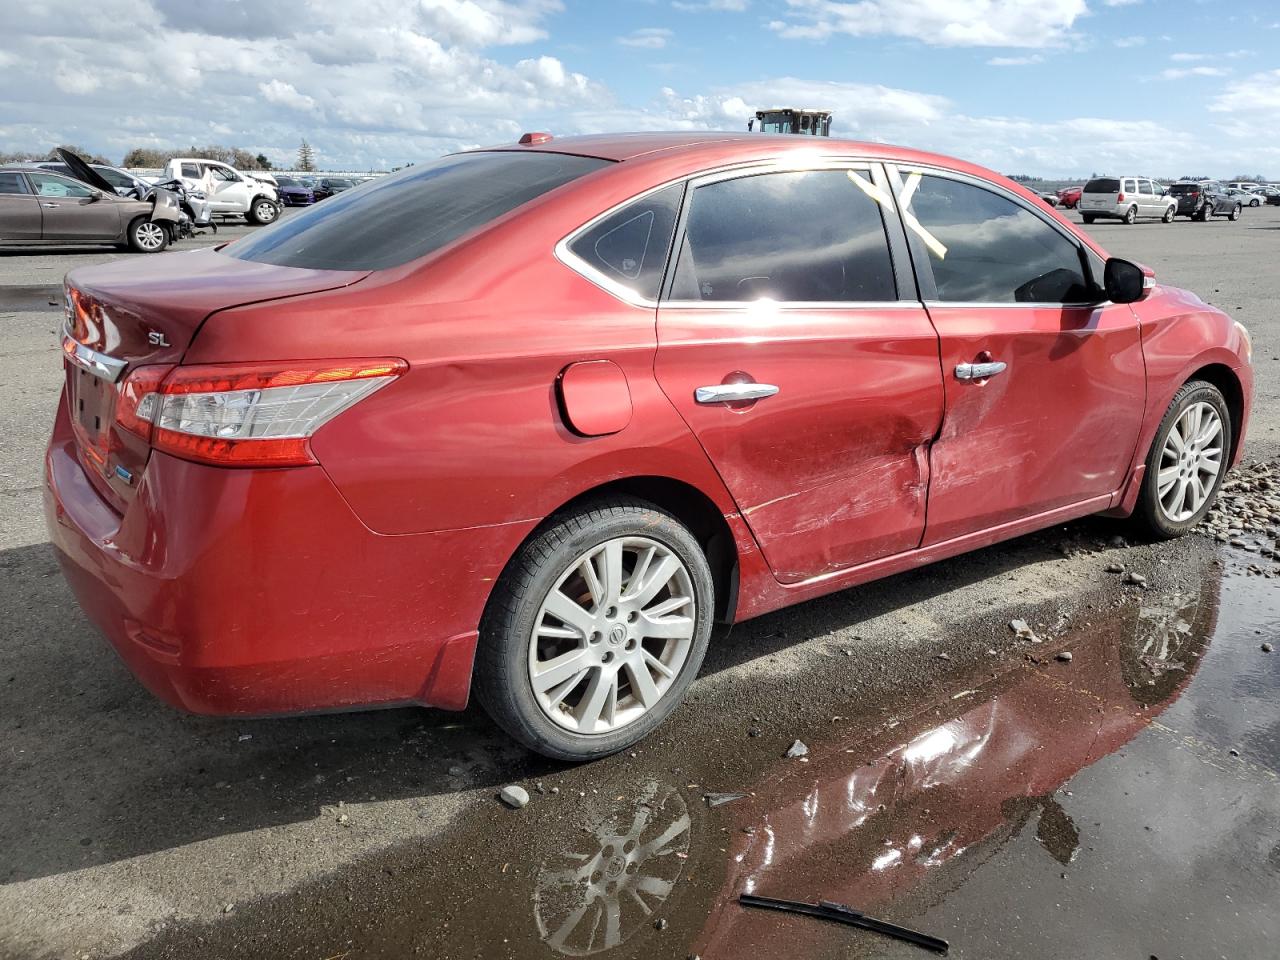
655 165 945 583
890 169 1145 544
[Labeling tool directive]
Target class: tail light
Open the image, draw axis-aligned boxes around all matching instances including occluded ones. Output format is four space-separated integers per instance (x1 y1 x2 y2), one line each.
1117 193 1125 202
115 359 406 467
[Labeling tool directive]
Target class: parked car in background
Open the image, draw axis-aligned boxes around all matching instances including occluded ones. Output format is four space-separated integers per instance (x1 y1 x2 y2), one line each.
1225 187 1262 208
163 158 280 224
1260 187 1280 206
1167 181 1241 221
45 132 1252 760
0 165 181 251
1226 182 1261 192
1039 192 1059 207
1056 185 1082 209
1079 176 1176 224
313 176 356 200
272 174 316 206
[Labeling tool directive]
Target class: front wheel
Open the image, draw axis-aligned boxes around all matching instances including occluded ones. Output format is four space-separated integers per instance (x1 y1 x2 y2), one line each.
1229 204 1241 221
1132 380 1231 539
1123 205 1138 225
246 198 279 225
1162 205 1175 223
475 498 714 761
127 216 169 253
1081 213 1096 224
1250 198 1261 207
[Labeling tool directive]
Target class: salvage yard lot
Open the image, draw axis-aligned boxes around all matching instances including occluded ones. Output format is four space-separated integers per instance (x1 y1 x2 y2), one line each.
2 208 1279 959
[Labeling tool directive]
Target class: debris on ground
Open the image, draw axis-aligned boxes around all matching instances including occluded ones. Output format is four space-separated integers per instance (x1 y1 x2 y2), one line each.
1204 462 1280 575
1263 642 1274 653
738 893 948 954
785 740 809 759
703 792 749 807
499 785 530 809
1056 651 1074 662
1104 563 1124 574
1010 619 1041 642
1123 571 1148 587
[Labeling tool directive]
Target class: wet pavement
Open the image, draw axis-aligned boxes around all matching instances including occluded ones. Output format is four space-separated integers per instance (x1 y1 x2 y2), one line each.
116 544 1280 960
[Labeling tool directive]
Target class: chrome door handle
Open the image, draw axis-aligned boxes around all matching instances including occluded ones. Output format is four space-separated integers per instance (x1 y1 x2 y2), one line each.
42 202 60 208
955 361 1007 381
694 382 780 404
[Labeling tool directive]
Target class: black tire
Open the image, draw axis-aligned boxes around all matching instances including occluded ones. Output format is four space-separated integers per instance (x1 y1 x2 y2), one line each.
246 197 279 225
1229 204 1241 221
475 497 714 761
1132 380 1231 540
1081 213 1096 224
1161 205 1175 223
1193 205 1207 222
1123 205 1138 225
1250 198 1260 207
126 216 169 253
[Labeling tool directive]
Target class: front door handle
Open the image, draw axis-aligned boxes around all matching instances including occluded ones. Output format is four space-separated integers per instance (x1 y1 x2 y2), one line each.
955 361 1007 381
694 382 780 404
42 202 60 208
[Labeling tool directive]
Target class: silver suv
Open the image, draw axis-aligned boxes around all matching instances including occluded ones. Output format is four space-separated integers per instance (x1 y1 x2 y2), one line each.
1079 176 1177 224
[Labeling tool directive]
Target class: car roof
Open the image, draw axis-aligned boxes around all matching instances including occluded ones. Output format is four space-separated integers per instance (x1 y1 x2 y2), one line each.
474 130 999 177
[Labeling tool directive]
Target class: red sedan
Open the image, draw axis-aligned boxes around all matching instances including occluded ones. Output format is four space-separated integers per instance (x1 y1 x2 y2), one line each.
45 132 1252 760
1057 184 1083 208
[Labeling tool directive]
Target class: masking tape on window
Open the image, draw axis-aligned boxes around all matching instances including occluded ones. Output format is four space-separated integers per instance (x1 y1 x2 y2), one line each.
897 172 948 261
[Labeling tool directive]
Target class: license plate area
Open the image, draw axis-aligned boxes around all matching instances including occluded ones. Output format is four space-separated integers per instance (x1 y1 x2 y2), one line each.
67 363 116 470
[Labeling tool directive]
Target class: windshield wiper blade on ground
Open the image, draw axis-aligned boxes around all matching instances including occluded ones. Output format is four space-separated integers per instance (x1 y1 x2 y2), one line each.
739 893 949 954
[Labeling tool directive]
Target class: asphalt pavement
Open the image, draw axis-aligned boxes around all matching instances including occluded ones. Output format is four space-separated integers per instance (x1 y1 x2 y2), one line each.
2 205 1278 960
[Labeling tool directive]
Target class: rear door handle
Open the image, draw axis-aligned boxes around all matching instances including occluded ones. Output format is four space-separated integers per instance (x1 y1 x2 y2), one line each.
694 383 780 404
955 361 1007 381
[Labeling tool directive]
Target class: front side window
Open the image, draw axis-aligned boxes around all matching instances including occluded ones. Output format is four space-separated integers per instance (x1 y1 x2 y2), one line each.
0 173 29 195
27 172 93 198
903 175 1090 304
209 166 239 182
567 183 682 302
228 150 609 271
669 170 897 303
180 163 199 178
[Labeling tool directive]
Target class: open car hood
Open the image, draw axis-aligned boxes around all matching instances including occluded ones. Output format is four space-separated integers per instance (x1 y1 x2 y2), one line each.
56 148 116 195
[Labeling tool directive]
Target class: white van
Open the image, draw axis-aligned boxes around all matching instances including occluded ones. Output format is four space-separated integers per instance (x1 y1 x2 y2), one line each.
164 158 280 224
1078 176 1176 225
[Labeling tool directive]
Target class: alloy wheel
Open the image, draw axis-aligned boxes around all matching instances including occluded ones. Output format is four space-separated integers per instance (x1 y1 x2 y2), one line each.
1156 401 1223 522
255 201 278 222
528 537 695 735
135 221 165 250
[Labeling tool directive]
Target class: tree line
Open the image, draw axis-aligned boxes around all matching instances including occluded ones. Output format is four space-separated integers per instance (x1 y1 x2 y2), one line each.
0 143 275 170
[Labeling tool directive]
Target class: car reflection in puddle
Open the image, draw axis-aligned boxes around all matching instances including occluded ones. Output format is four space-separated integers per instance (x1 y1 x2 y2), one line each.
687 555 1280 959
534 780 690 955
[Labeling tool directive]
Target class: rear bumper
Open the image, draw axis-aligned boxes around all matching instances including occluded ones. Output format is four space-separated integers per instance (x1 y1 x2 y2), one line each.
43 399 534 717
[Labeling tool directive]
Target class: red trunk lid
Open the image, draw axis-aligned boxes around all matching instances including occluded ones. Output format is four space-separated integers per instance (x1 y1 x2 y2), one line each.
62 249 368 509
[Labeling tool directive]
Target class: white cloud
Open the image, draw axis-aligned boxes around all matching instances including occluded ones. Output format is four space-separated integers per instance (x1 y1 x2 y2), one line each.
1103 0 1141 6
618 27 673 48
53 63 101 95
258 79 320 115
1161 66 1230 79
1114 37 1146 47
987 55 1044 65
1210 69 1280 115
770 0 1088 48
672 0 749 10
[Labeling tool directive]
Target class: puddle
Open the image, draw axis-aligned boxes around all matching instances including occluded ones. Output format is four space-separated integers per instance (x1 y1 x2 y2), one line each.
123 548 1280 960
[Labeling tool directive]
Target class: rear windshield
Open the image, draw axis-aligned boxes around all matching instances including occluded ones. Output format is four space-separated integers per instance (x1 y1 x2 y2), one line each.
227 151 610 271
1168 183 1200 195
1084 178 1120 193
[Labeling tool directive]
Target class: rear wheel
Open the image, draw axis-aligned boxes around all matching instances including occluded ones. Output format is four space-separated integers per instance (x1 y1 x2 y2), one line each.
1133 380 1230 539
475 498 714 761
1162 205 1175 223
1081 213 1096 224
1123 205 1138 225
126 216 169 253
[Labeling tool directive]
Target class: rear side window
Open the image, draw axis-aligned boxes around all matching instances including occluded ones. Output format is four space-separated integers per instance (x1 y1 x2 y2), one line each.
903 175 1090 304
0 173 29 194
568 183 683 302
1084 178 1119 193
181 163 199 178
669 170 897 302
228 151 609 271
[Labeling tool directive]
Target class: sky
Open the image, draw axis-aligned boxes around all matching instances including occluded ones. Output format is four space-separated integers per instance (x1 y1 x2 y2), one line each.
1 0 1278 177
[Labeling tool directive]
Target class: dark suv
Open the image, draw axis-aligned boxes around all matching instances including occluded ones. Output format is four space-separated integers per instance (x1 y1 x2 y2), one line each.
1167 181 1241 221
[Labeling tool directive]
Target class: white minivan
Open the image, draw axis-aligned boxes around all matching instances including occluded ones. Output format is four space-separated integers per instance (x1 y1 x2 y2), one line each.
1079 176 1176 224
164 158 280 224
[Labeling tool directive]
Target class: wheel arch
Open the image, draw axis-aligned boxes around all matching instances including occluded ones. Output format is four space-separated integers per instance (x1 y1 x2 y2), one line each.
490 475 741 625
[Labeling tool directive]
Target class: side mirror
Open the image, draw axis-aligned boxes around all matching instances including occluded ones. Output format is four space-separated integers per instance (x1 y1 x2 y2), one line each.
1104 257 1149 304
